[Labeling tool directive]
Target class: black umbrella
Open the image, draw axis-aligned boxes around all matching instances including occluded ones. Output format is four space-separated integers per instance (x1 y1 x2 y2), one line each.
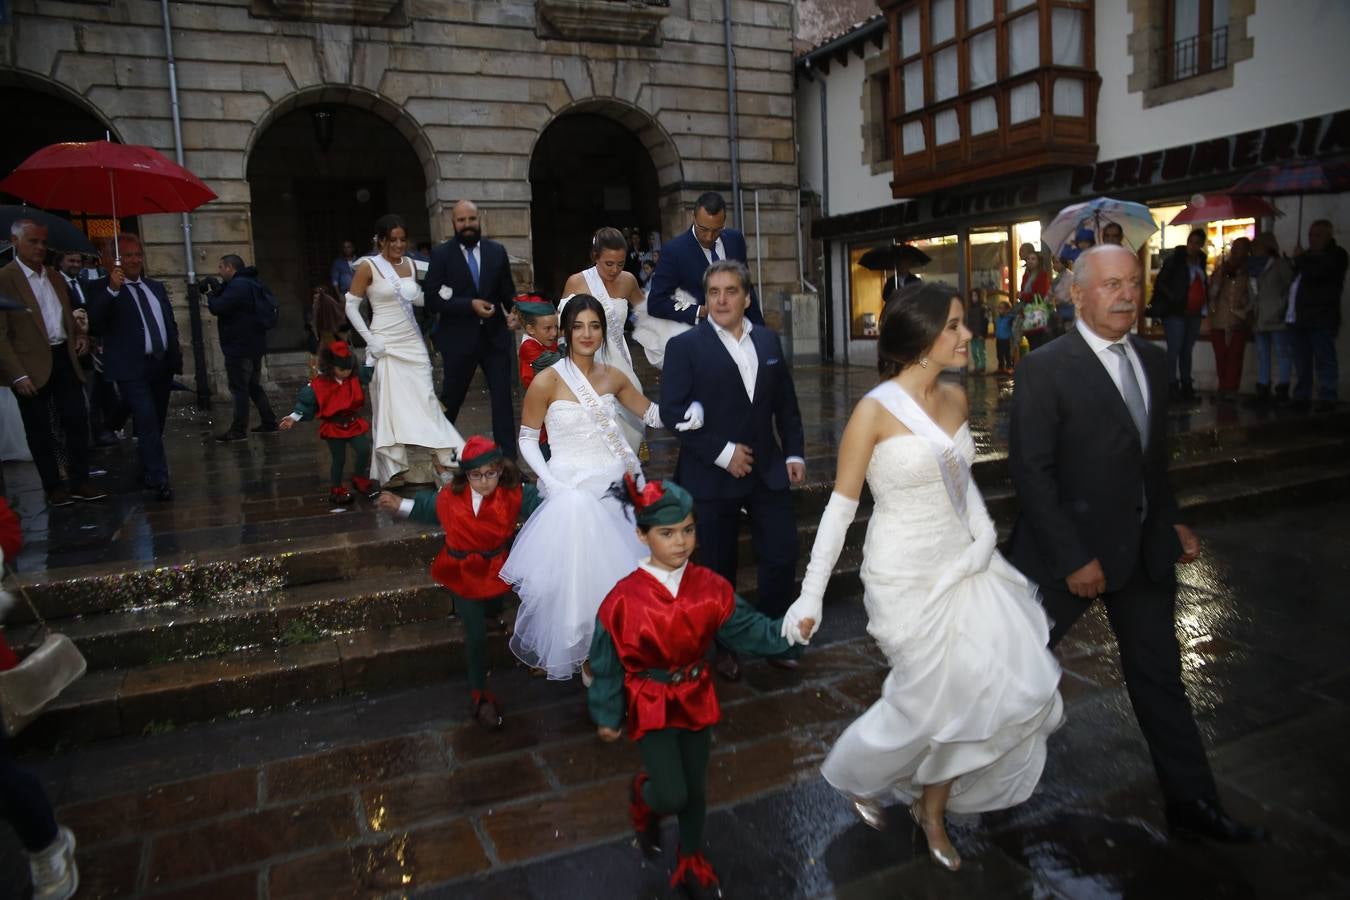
858 244 931 271
0 205 96 254
0 293 25 311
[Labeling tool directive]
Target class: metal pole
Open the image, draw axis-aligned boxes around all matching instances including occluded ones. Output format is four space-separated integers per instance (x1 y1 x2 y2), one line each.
161 0 210 409
722 0 743 227
753 190 763 297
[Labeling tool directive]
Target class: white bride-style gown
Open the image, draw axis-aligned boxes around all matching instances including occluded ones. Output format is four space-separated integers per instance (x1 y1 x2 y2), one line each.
359 258 464 484
579 266 645 454
820 383 1064 814
500 391 646 679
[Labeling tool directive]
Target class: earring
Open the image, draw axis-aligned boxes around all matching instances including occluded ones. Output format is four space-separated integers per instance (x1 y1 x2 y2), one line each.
920 357 929 368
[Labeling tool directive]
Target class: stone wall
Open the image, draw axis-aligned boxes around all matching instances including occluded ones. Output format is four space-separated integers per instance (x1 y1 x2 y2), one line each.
2 0 800 391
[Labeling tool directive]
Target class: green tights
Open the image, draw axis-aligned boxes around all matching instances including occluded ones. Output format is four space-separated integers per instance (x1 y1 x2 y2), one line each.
638 727 713 852
454 593 504 692
324 433 371 486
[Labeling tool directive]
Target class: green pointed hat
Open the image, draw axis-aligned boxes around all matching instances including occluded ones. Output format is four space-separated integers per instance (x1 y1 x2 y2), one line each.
625 475 694 526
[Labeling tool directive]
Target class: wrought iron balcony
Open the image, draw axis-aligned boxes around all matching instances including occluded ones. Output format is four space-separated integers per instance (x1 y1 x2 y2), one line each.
1163 26 1229 85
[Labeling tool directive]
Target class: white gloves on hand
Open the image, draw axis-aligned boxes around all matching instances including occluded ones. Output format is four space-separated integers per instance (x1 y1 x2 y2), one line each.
364 336 387 359
519 426 565 497
344 292 386 359
780 491 859 646
642 400 705 431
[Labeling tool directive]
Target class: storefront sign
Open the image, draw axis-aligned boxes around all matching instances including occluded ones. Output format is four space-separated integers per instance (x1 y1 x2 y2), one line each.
931 182 1040 219
1068 111 1350 197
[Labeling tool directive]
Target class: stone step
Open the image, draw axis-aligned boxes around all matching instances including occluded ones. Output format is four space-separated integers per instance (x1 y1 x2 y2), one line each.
16 453 1350 750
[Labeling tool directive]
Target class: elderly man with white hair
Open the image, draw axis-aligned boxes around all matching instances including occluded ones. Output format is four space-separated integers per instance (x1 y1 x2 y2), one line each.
0 220 103 507
1007 244 1266 844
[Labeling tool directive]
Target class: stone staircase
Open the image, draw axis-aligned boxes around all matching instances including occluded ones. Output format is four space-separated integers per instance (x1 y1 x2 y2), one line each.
9 403 1350 751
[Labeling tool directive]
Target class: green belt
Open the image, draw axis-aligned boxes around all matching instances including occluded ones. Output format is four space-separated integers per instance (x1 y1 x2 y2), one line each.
638 662 707 684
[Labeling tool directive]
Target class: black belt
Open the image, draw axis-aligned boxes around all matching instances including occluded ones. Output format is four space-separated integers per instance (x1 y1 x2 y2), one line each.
637 662 707 685
444 536 514 560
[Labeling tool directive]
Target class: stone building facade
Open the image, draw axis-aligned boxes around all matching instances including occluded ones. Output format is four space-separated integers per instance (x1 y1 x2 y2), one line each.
1 0 800 391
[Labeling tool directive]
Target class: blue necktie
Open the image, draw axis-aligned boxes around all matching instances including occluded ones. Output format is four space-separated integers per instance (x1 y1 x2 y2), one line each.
464 246 480 291
709 241 720 263
129 282 166 358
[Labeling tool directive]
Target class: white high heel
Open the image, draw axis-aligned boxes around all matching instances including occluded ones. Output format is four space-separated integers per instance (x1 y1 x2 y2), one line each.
909 803 962 871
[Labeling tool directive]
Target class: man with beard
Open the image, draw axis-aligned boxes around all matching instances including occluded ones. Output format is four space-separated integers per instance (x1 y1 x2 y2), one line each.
424 199 519 455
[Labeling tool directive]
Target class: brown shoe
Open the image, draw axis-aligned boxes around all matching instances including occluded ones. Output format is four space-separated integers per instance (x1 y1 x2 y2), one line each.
46 488 74 508
69 482 108 501
713 647 741 682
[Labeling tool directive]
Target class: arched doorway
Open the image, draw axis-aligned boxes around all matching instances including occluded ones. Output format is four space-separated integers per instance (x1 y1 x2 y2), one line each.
246 102 432 350
529 109 670 299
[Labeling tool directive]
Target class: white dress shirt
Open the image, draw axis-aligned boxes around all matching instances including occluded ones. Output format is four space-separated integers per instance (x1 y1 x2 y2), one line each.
1075 318 1151 413
63 274 86 308
708 317 806 472
638 557 687 598
17 260 65 345
692 225 725 265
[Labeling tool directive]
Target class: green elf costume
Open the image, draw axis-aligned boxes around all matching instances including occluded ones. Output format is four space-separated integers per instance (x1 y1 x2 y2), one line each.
587 477 800 900
396 435 540 729
286 340 377 505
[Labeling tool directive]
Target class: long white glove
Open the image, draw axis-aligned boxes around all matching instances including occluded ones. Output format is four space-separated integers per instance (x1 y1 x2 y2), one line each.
781 491 859 646
641 400 705 431
519 426 565 498
344 292 386 359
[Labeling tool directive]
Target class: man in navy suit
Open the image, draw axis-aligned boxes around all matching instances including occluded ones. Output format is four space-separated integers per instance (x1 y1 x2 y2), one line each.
660 260 804 680
647 191 764 327
424 199 518 456
88 234 181 501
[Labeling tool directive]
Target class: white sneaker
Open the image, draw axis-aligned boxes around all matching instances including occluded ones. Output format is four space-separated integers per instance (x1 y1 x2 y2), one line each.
29 826 78 900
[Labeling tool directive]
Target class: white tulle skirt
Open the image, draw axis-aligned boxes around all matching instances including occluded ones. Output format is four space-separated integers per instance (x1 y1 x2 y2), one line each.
500 471 646 680
820 554 1064 814
630 299 691 370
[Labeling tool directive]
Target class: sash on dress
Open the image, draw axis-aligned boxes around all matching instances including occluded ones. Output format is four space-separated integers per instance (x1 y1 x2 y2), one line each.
867 381 972 534
581 267 636 370
554 358 643 477
364 254 420 330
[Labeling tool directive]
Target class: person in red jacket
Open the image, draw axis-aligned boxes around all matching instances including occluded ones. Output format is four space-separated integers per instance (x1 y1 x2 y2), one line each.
587 476 813 900
378 436 539 730
515 297 560 458
279 341 379 505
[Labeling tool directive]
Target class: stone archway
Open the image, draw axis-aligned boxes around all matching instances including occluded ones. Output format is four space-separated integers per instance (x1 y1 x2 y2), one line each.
528 99 684 299
245 89 435 350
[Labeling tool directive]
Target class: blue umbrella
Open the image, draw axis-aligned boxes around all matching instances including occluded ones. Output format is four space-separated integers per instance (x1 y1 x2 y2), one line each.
1043 198 1158 254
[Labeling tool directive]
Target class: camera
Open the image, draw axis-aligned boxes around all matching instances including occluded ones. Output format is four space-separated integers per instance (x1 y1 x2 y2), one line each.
194 276 222 297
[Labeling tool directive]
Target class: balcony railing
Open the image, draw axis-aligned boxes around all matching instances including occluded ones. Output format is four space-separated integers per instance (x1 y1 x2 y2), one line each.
1164 26 1229 84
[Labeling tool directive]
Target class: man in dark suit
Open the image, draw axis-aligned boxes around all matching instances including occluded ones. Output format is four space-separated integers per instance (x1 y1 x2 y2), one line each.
424 199 518 455
1009 244 1264 843
57 250 121 447
647 191 764 328
88 234 181 501
660 260 804 680
0 221 103 507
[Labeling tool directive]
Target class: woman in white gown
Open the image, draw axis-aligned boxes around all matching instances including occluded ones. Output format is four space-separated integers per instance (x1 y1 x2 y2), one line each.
501 295 702 680
560 227 646 454
782 283 1063 871
344 215 464 485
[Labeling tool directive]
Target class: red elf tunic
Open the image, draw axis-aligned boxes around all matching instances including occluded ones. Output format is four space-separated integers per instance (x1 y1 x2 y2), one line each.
518 336 557 389
429 485 525 600
308 374 370 440
591 563 792 741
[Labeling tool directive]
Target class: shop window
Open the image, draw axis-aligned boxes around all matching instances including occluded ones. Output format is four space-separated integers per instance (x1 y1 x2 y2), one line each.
1143 203 1255 308
848 234 960 340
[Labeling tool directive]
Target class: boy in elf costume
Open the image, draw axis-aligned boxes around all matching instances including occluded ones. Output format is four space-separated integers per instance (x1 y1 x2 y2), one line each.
378 436 539 730
588 477 814 900
279 341 378 505
515 296 560 459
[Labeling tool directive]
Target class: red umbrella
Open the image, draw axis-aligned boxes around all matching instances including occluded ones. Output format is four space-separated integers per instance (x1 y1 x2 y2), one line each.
0 141 216 260
1169 192 1279 225
1230 157 1350 234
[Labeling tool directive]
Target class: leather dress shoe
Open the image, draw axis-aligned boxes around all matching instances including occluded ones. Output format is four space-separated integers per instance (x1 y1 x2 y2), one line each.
768 656 800 671
69 482 108 502
713 647 741 682
155 484 174 502
46 488 74 508
1165 796 1268 843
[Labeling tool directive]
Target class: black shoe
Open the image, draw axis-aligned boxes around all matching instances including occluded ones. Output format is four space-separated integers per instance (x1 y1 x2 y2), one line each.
46 488 74 508
251 423 280 434
214 430 247 443
155 484 174 502
1165 796 1268 843
69 482 108 502
713 647 741 683
768 656 800 671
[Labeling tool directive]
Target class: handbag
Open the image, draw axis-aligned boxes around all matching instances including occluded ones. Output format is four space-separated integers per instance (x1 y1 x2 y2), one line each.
0 572 87 736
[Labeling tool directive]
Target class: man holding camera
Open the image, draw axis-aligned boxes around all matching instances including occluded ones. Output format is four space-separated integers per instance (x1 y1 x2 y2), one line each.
208 254 278 442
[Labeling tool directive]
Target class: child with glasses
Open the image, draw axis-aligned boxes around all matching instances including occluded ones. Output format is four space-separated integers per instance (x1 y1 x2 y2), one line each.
378 436 540 729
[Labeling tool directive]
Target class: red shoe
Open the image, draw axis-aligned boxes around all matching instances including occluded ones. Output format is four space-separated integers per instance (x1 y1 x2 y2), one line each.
630 772 661 857
671 849 722 899
351 476 379 499
328 486 354 505
471 689 504 730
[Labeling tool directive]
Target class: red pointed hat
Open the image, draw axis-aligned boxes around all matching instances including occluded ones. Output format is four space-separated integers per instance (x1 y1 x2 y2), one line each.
459 436 502 470
329 340 352 358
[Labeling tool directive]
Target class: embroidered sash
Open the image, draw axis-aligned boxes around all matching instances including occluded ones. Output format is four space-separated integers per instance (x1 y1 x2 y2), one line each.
555 358 642 476
867 381 972 535
365 254 420 330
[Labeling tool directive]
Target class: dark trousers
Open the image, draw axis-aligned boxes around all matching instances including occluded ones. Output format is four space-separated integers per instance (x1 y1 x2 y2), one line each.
456 592 505 692
694 482 798 619
1163 314 1203 389
117 356 173 488
1290 325 1339 401
1209 326 1248 393
1042 565 1216 803
0 735 58 853
639 727 713 853
15 345 89 491
996 338 1012 370
324 434 372 485
225 354 276 432
439 340 516 456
